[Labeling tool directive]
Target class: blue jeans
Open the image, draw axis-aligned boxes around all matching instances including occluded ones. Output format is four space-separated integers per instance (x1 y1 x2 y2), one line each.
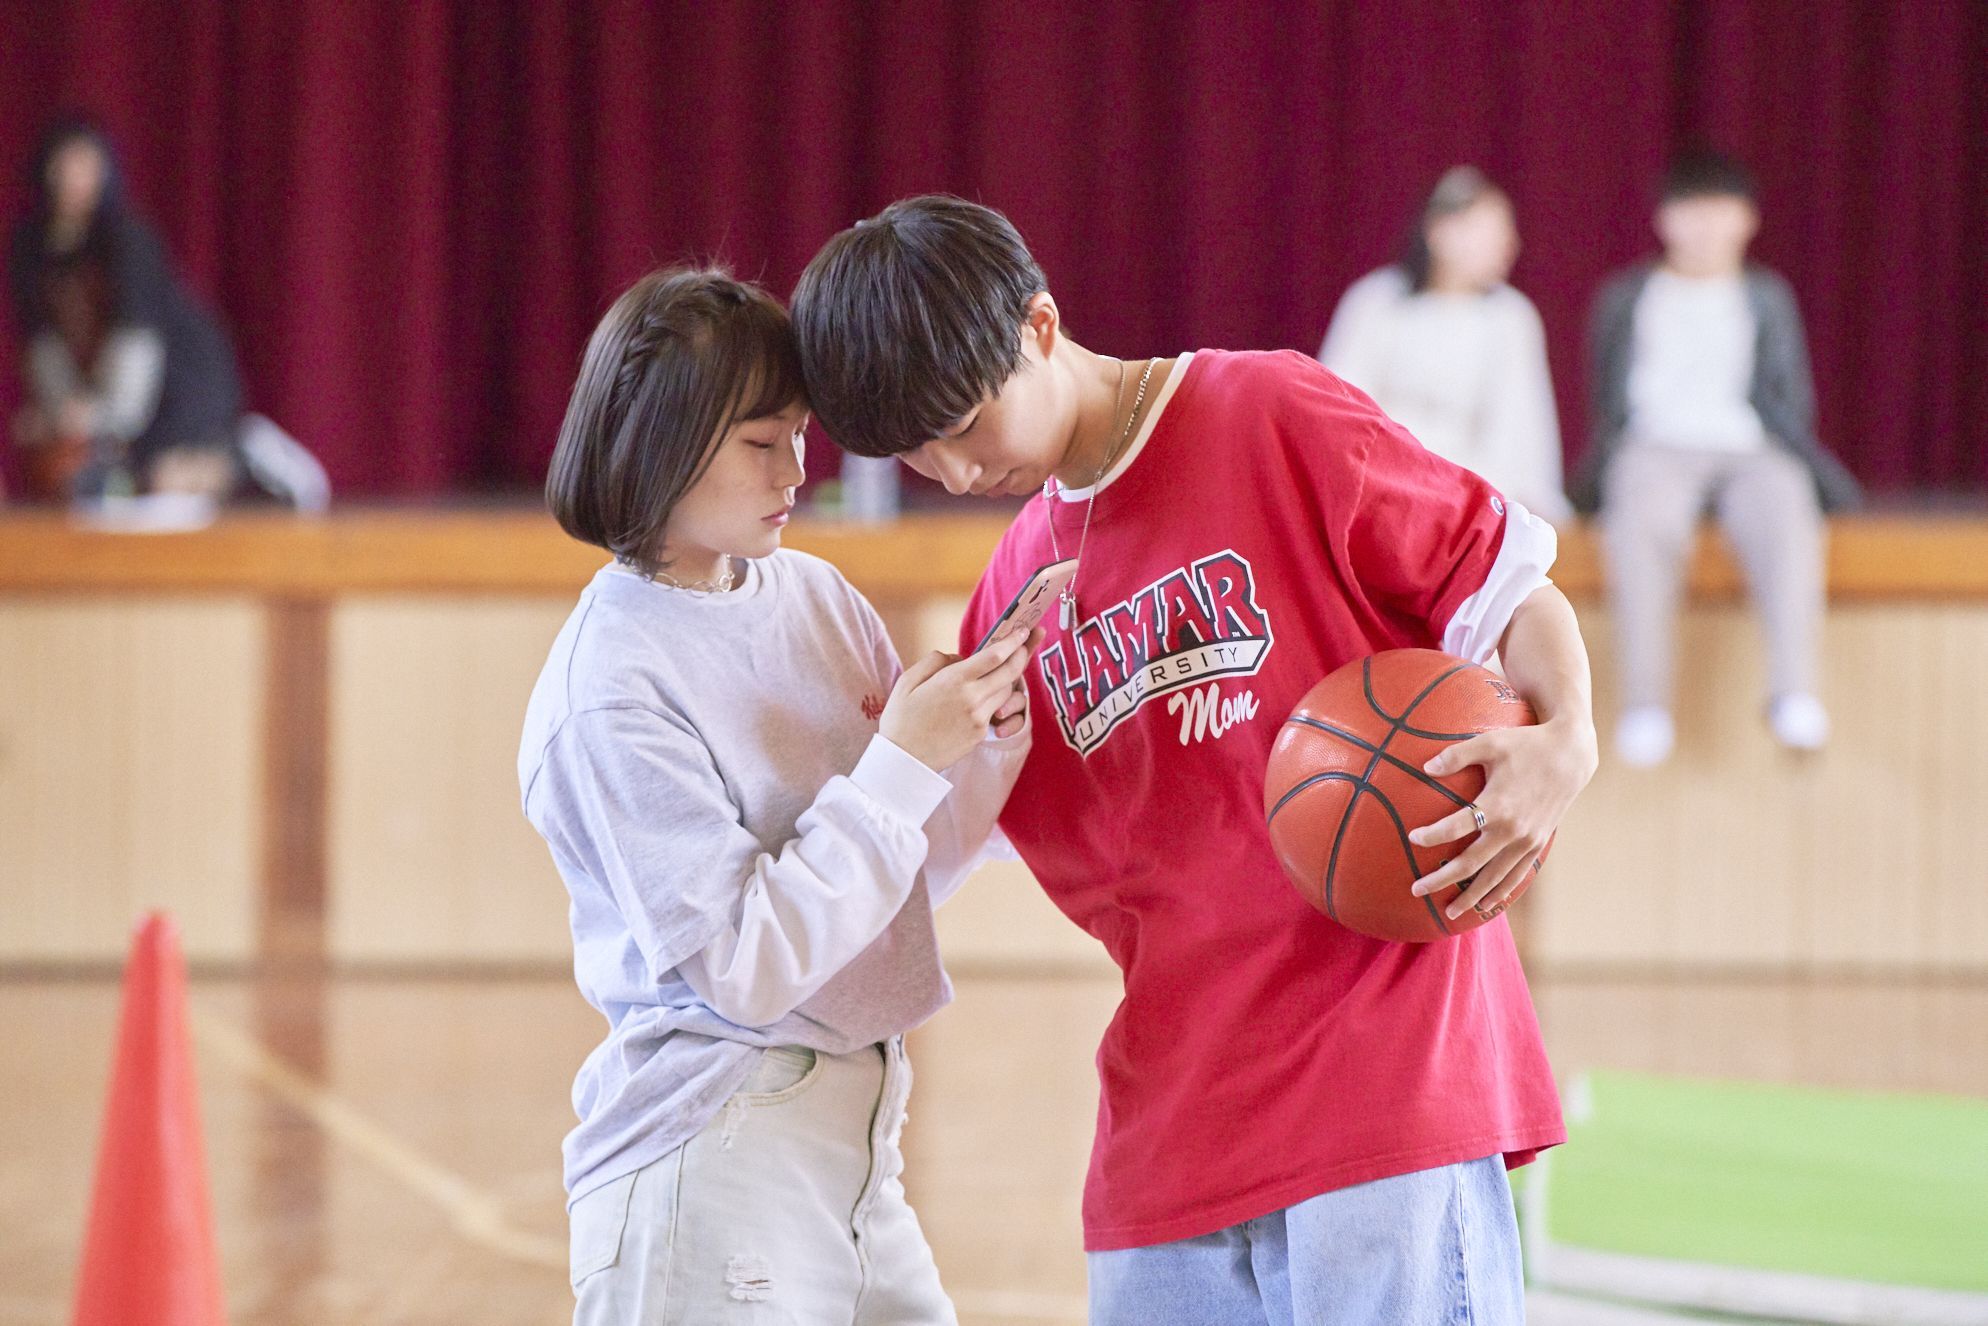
1088 1155 1524 1326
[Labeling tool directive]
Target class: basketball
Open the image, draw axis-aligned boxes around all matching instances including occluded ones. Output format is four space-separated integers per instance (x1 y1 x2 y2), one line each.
1263 648 1551 942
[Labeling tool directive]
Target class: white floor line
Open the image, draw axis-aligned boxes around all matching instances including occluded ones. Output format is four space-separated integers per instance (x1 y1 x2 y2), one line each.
1530 1245 1988 1326
1527 1287 1809 1324
190 1010 568 1270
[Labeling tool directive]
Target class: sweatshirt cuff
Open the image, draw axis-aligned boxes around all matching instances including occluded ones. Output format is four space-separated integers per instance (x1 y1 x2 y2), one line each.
851 734 954 827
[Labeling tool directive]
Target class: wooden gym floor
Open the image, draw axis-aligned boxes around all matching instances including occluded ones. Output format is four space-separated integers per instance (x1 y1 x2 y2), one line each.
3 967 1984 1325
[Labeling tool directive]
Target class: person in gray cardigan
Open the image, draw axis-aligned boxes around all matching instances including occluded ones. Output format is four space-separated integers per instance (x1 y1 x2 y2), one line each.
1573 151 1860 767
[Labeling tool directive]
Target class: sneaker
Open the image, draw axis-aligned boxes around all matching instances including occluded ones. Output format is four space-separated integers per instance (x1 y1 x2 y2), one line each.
1768 692 1829 751
239 413 331 513
1615 706 1675 768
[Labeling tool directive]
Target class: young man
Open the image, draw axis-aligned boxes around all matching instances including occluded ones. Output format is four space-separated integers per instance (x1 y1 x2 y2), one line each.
794 196 1597 1324
1573 151 1861 767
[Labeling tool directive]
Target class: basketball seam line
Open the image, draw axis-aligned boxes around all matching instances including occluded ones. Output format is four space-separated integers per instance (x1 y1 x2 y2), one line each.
1268 770 1367 923
1281 711 1471 935
1360 657 1476 725
1369 656 1471 936
1267 765 1454 936
1282 715 1472 809
1363 657 1485 740
1365 786 1453 936
1274 657 1480 939
1267 770 1366 823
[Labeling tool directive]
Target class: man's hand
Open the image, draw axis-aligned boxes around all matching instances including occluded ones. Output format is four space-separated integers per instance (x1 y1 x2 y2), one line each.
1407 715 1596 920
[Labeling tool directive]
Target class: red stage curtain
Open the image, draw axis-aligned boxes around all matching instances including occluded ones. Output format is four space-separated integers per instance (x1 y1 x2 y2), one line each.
3 0 1983 498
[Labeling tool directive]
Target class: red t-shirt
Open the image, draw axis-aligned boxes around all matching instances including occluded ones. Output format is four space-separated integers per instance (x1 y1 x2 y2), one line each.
959 349 1565 1252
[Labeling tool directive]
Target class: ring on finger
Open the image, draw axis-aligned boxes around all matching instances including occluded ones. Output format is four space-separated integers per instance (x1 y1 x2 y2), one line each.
1468 803 1487 833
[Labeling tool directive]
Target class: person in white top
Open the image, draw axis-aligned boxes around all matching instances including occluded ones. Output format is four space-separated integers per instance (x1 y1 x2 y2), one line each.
1578 152 1857 767
521 267 1037 1324
1319 166 1572 521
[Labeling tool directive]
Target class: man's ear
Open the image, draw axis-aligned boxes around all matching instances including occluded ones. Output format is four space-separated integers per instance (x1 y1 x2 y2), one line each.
1023 291 1060 360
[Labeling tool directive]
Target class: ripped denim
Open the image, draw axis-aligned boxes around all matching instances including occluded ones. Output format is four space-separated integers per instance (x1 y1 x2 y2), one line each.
568 1037 955 1325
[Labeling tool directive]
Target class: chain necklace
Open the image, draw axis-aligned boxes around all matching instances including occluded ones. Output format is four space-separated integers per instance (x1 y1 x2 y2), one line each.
649 557 737 595
1044 357 1155 630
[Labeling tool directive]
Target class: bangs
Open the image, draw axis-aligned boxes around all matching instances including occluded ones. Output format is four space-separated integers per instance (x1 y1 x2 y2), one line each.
717 300 809 428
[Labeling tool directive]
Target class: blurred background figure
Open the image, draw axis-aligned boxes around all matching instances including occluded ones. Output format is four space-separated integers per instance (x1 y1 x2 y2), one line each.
1319 165 1571 522
1574 151 1861 768
6 117 326 511
8 117 241 501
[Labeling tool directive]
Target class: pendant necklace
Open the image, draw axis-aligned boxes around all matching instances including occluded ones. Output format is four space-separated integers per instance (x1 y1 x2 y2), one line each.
1044 357 1155 630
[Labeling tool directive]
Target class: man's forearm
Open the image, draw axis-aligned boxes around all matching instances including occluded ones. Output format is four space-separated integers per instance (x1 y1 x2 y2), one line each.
1498 582 1594 734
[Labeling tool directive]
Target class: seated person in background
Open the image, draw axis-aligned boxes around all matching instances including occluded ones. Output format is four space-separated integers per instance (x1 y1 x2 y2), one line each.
1572 150 1861 767
7 117 245 502
1319 165 1571 521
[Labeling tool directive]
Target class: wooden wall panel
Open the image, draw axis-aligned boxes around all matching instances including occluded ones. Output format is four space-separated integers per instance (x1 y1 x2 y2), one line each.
4 516 1982 976
325 600 573 963
1535 602 1988 973
0 598 263 962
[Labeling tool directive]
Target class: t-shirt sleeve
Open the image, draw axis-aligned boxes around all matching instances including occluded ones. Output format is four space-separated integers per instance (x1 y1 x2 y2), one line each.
1296 366 1549 654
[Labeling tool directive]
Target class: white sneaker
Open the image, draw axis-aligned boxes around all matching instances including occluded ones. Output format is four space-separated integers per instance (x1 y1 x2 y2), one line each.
239 413 331 513
1768 693 1830 751
1615 706 1675 768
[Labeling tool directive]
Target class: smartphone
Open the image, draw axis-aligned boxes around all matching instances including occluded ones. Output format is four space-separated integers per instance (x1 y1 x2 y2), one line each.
974 558 1079 653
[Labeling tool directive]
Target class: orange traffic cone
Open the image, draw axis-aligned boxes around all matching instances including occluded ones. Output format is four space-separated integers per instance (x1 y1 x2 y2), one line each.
73 912 226 1326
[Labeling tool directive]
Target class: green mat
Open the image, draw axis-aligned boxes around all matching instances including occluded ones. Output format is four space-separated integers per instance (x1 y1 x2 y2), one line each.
1522 1071 1988 1324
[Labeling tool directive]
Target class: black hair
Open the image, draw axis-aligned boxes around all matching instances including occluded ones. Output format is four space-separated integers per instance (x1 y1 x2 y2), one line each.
24 115 124 219
546 267 806 579
1661 149 1757 205
790 195 1047 458
9 114 130 335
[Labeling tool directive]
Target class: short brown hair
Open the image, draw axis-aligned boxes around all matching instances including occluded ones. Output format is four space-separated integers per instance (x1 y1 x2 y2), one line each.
791 195 1046 458
547 267 804 577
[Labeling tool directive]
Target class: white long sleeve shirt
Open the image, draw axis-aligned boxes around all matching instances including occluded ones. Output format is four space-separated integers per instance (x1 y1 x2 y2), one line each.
27 328 166 443
1320 266 1572 521
519 550 1028 1203
1625 269 1767 453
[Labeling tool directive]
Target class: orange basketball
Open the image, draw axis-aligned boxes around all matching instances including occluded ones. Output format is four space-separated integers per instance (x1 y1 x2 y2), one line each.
1263 648 1551 942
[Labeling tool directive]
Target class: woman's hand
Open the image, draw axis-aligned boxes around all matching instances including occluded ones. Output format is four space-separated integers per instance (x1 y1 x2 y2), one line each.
1406 714 1597 921
986 637 1034 740
882 626 1042 771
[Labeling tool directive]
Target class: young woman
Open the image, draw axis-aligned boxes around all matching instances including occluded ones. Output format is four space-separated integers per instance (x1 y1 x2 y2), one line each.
7 118 244 500
520 267 1034 1324
1319 165 1571 521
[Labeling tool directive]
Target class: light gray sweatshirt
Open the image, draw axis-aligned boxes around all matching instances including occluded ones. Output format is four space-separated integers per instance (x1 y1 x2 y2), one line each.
519 550 1028 1203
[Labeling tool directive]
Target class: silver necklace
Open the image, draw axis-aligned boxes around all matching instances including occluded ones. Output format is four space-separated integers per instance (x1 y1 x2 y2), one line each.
649 557 736 595
1044 357 1155 630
